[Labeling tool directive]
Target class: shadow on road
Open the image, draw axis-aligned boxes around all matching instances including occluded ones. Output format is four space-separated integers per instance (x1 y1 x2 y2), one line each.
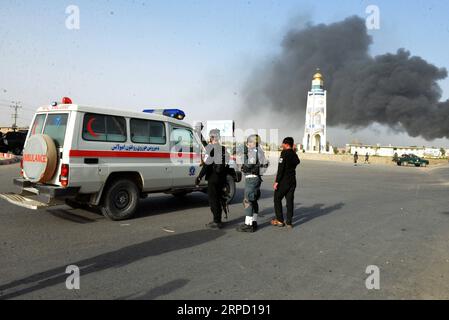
118 279 190 300
135 187 272 220
0 229 224 300
220 202 344 231
253 202 345 230
43 186 273 223
46 208 102 224
135 193 209 219
44 192 217 222
291 203 345 227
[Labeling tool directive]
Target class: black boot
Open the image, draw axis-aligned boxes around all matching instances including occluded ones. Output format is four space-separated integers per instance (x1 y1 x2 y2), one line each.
206 221 223 229
252 221 258 232
237 224 248 232
236 224 255 233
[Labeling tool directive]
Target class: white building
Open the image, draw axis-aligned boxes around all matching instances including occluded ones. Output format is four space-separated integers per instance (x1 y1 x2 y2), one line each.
302 71 328 153
347 144 447 158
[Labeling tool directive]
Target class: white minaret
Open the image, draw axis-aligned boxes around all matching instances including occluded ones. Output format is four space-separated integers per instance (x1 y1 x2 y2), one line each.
302 70 327 153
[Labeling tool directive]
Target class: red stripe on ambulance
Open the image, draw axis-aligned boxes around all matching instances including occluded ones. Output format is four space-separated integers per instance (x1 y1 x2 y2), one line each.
69 150 200 159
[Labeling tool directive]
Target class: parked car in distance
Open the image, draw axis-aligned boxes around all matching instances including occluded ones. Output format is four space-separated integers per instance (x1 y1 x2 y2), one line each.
3 131 28 155
397 154 429 167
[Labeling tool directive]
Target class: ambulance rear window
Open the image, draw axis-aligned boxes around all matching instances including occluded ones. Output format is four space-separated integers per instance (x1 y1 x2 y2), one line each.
30 114 46 136
43 114 69 148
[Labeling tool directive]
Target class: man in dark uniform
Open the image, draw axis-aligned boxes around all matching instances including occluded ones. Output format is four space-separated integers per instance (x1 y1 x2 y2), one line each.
272 137 300 229
354 151 359 166
236 134 269 233
196 129 230 229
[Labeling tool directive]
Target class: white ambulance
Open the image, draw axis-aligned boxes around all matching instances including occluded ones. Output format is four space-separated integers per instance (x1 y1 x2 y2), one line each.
1 98 241 220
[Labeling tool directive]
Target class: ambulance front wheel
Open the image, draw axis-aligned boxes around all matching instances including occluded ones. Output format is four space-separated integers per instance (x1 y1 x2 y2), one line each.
101 179 139 221
224 175 236 204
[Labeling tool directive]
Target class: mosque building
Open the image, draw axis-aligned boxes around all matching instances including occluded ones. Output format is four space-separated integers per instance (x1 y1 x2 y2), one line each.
302 70 328 153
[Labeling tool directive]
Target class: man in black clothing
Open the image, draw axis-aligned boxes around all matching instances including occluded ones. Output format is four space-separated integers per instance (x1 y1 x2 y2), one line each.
196 129 230 229
272 137 300 229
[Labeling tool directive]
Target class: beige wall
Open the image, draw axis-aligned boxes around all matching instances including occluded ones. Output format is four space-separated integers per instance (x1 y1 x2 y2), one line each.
1 127 28 134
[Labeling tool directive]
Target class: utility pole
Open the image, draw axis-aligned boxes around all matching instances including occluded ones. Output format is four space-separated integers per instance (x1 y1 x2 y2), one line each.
10 101 22 131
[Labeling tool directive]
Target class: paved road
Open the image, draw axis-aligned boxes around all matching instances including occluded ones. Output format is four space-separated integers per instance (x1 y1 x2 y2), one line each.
1 160 449 300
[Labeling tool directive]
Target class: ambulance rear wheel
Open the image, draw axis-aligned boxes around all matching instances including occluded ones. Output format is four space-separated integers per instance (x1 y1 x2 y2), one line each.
101 179 139 221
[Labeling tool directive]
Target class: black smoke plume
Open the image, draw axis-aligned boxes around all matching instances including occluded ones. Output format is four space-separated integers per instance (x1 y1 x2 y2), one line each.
243 16 449 140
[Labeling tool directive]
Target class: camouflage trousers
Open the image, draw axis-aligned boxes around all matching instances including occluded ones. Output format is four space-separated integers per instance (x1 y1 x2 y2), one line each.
243 176 262 217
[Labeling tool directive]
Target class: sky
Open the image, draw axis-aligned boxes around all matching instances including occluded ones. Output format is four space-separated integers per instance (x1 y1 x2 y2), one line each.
0 0 448 147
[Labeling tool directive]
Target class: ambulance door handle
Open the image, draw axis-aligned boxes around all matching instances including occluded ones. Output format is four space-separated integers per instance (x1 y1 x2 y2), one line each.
84 158 99 164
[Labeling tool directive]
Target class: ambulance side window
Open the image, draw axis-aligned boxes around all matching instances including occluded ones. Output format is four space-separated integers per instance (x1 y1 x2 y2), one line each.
106 116 127 142
82 113 127 142
171 127 195 153
130 119 166 145
192 133 203 154
149 121 166 144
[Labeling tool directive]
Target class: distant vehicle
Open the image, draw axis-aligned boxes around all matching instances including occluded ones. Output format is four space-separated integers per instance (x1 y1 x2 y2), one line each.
0 132 8 153
397 154 429 167
3 131 28 155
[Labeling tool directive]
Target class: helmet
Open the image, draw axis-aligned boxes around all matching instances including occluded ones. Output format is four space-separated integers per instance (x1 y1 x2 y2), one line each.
209 129 221 138
209 129 221 141
247 134 261 145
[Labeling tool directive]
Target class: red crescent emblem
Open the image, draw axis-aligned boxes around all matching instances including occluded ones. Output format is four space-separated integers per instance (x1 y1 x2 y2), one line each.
87 118 99 137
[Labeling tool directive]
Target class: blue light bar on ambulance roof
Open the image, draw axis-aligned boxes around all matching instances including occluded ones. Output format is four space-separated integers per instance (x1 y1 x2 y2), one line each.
143 108 186 120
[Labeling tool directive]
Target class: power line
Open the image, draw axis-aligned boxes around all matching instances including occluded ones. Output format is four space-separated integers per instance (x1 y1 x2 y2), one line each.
10 101 22 130
0 103 35 112
0 99 35 128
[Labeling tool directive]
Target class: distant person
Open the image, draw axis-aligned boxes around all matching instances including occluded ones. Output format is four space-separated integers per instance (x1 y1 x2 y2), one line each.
354 152 359 166
365 153 370 164
271 137 300 229
393 152 399 163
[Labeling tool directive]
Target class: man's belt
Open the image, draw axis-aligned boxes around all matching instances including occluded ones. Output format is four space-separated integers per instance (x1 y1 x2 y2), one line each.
245 174 259 178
